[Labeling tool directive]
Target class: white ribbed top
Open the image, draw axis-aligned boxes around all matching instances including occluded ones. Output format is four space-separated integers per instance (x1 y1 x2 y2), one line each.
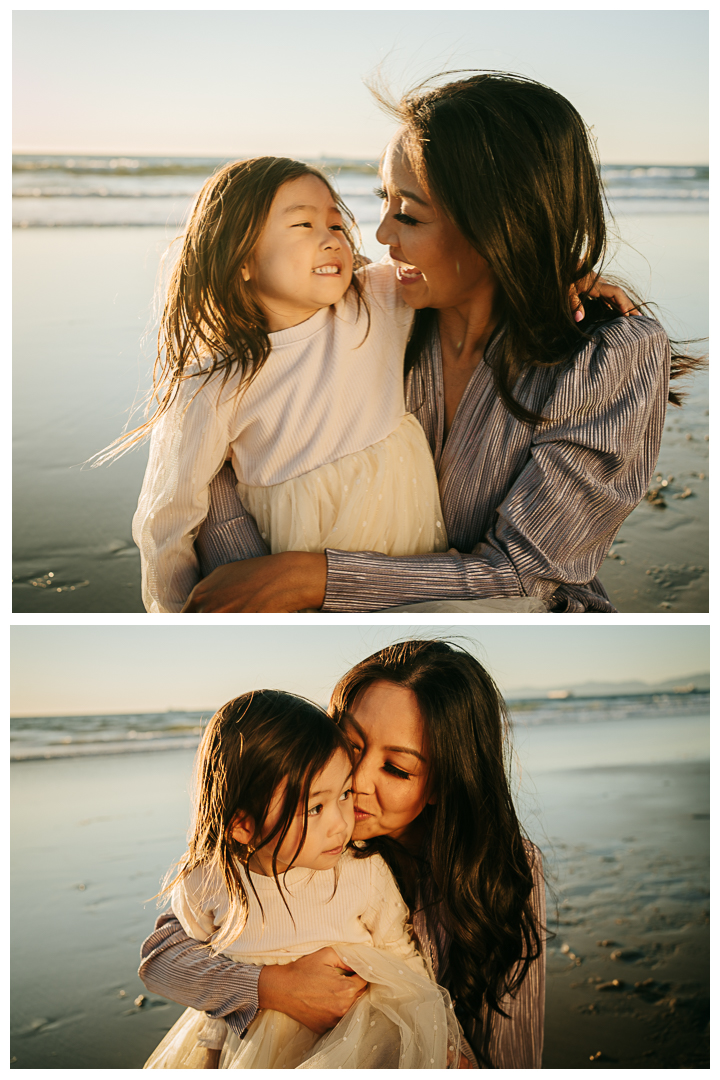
133 261 413 611
172 851 426 976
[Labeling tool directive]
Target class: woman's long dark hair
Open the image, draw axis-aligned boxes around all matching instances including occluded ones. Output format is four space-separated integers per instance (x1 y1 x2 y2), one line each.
330 639 542 1066
162 689 351 952
373 71 701 419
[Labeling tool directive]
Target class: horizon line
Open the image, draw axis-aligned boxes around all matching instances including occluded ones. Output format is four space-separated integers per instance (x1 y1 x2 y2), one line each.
11 148 710 169
10 675 710 720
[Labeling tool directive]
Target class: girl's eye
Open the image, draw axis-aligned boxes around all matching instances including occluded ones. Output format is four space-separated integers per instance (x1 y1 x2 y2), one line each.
339 788 353 802
373 186 388 202
330 224 346 232
308 803 322 816
383 762 410 779
349 742 363 756
394 212 420 227
292 221 312 228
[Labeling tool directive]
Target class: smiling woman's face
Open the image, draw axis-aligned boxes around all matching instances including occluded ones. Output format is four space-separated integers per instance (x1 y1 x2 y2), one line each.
375 128 496 314
343 679 434 844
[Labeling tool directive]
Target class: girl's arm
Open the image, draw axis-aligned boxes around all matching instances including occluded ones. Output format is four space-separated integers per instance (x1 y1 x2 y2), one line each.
132 377 237 612
138 912 367 1035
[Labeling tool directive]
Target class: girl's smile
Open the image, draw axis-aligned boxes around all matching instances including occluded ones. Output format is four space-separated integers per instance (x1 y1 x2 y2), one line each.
242 174 353 332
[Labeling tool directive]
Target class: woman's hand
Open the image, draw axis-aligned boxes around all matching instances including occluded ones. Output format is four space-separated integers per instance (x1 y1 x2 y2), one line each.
571 274 641 322
182 551 328 612
257 948 368 1034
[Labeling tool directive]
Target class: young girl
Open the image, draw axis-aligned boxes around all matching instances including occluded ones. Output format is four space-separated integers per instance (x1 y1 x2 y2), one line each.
122 157 447 612
144 690 459 1070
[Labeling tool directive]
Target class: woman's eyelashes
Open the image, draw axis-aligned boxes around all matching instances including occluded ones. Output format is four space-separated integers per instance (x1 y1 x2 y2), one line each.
373 186 421 227
348 742 410 780
383 761 411 779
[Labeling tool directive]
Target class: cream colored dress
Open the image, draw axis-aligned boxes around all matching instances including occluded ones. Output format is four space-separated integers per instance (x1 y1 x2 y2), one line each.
144 852 459 1070
133 262 447 612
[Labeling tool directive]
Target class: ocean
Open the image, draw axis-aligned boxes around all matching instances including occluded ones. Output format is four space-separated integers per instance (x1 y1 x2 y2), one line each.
12 157 709 613
12 154 710 239
10 690 710 765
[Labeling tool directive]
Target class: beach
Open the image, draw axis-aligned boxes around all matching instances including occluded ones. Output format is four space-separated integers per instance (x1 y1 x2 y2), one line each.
10 702 709 1069
12 160 709 613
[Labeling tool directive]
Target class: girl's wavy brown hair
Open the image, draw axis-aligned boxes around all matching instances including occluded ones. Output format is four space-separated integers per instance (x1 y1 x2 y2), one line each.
97 157 366 462
161 690 352 953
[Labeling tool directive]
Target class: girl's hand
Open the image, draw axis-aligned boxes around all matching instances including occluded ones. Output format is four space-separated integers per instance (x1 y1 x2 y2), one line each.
257 947 367 1034
182 552 328 612
571 274 641 322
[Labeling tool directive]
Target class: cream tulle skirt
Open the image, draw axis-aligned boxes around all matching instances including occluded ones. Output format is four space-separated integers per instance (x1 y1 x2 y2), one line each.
143 943 460 1070
236 414 447 557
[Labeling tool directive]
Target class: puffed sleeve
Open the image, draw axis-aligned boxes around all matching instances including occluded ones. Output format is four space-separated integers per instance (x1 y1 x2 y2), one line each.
132 374 236 613
171 866 223 943
360 855 431 980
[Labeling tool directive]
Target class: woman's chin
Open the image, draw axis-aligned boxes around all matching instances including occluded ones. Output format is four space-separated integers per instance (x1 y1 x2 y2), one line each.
351 819 379 841
398 280 431 309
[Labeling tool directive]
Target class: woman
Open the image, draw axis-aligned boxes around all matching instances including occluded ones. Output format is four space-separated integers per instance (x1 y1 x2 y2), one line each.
139 640 546 1068
182 72 691 614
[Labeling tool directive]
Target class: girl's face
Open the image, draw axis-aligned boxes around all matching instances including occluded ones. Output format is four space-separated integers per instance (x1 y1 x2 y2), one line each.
235 748 355 876
344 680 434 844
242 174 354 332
375 129 497 313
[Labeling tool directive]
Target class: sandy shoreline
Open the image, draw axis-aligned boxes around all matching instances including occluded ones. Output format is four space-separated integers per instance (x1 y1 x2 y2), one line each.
539 761 709 1068
10 744 708 1069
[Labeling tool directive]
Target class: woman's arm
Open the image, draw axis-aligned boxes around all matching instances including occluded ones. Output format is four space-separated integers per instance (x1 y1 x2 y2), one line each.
138 912 367 1035
195 463 269 577
485 847 546 1069
185 315 667 614
320 316 670 612
139 911 262 1036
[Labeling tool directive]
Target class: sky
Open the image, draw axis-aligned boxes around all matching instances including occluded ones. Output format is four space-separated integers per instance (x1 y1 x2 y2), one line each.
13 10 708 164
10 625 709 717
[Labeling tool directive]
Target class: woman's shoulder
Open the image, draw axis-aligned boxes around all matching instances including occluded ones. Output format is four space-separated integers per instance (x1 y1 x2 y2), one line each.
522 838 543 877
587 311 668 348
575 313 670 373
543 314 671 413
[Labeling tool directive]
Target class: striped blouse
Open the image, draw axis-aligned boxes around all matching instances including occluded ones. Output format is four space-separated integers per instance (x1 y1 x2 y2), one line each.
138 847 546 1068
196 315 670 612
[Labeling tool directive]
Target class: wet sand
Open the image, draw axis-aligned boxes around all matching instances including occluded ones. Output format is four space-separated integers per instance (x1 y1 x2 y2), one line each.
10 746 708 1069
537 761 709 1069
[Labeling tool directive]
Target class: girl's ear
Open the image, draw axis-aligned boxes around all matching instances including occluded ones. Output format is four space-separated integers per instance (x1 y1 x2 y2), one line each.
229 812 255 845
